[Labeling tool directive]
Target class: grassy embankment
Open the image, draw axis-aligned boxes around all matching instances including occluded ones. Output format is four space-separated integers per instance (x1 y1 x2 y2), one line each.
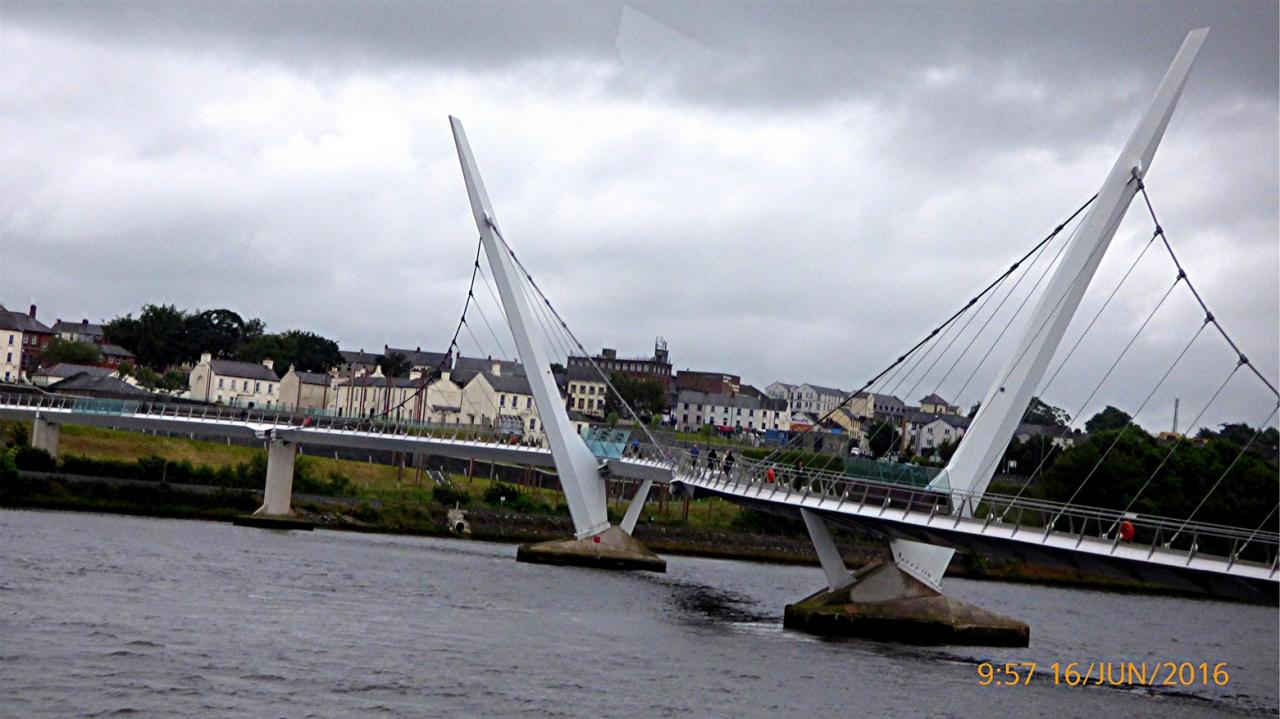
16 423 744 529
0 423 1192 594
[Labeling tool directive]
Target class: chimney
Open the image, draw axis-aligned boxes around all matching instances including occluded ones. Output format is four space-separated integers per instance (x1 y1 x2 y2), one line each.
28 304 36 318
441 370 451 384
409 368 423 380
200 352 212 365
491 360 501 376
81 318 89 327
263 358 274 370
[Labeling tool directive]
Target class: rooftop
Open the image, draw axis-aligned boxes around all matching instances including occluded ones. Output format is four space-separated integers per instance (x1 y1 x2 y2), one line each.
209 359 279 381
0 306 53 335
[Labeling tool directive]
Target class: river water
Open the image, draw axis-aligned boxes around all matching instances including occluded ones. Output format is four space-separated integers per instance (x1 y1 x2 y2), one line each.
1 509 1276 718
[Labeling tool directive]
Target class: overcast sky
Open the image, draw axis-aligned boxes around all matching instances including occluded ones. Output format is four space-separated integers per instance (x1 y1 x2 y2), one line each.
2 1 1277 434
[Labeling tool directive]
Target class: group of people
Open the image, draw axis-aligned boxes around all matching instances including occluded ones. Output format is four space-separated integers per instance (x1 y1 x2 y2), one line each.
688 444 736 477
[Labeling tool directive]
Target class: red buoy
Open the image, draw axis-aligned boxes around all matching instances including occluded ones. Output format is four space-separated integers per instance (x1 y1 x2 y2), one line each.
766 467 776 483
1119 520 1135 541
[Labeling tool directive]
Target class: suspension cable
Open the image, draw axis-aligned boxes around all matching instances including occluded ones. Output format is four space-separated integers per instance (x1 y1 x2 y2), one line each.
1049 319 1210 517
1113 360 1242 521
1168 402 1280 543
766 194 1100 465
486 219 677 464
1136 180 1279 399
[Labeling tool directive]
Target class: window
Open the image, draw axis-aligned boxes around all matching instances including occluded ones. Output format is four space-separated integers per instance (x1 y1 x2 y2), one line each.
243 380 249 391
500 395 506 407
529 418 537 431
218 378 224 388
4 353 9 363
526 397 532 409
6 335 11 345
577 398 584 409
255 382 261 392
267 384 273 395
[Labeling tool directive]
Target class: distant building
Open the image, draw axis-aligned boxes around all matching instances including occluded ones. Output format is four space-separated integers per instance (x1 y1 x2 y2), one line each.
46 372 154 401
52 318 106 344
673 389 789 433
565 364 608 418
905 413 971 454
765 382 794 401
0 304 54 382
568 338 672 392
775 383 849 416
99 343 135 369
383 345 452 375
675 370 741 397
188 353 281 407
845 391 908 423
1014 423 1085 450
329 368 429 420
338 349 381 378
31 363 113 388
454 355 524 377
278 366 333 412
919 393 960 416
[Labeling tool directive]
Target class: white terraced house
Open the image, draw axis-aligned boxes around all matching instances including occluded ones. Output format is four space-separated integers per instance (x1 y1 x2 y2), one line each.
189 353 281 408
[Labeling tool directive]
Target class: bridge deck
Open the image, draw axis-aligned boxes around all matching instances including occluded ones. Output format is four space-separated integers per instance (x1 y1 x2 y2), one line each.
3 393 1274 601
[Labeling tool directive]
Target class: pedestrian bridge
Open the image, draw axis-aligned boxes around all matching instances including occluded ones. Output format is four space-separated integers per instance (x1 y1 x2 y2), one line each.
2 391 1275 602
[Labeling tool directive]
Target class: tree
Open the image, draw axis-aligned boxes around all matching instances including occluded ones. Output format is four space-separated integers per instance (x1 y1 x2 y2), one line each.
236 330 343 376
42 338 101 366
185 309 246 360
604 373 667 418
1198 423 1280 461
867 420 900 459
1024 396 1070 427
104 304 189 369
1085 406 1133 434
378 352 412 378
967 402 981 418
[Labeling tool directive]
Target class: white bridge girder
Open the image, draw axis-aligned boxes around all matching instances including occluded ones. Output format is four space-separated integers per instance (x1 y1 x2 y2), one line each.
449 117 611 539
899 29 1211 586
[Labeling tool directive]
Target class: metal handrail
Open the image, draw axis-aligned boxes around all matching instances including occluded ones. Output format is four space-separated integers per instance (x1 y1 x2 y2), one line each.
2 391 1276 563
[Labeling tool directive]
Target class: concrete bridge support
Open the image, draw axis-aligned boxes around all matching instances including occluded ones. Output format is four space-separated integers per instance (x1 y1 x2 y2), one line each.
31 416 60 457
233 435 313 530
786 509 1028 646
256 438 297 516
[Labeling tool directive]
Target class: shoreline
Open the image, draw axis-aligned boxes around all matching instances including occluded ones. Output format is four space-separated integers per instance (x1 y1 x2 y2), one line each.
0 471 1219 601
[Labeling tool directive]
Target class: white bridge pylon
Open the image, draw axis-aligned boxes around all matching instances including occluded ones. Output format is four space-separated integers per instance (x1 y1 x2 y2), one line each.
889 28 1211 590
449 117 612 539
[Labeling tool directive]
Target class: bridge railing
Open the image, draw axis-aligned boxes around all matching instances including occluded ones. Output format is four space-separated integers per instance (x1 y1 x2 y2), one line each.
662 444 1279 570
0 391 540 449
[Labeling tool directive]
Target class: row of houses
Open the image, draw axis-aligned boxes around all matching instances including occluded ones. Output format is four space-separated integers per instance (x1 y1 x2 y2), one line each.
186 352 604 443
0 305 135 384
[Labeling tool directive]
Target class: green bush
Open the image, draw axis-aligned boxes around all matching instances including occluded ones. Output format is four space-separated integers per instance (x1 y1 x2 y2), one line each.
1 448 19 484
432 484 470 507
483 481 522 506
13 446 56 471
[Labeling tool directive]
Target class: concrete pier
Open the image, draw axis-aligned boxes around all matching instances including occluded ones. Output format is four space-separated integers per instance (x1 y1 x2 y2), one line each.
234 436 314 531
783 562 1029 647
517 526 667 572
31 416 60 457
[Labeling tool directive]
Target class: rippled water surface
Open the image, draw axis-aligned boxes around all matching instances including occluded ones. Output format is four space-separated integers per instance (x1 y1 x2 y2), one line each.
1 510 1276 717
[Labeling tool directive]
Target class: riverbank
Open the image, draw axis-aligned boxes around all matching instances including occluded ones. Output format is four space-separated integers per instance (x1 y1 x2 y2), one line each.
0 471 1198 597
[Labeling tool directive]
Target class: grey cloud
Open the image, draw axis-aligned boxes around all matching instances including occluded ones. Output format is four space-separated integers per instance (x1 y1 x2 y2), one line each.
0 1 1275 435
